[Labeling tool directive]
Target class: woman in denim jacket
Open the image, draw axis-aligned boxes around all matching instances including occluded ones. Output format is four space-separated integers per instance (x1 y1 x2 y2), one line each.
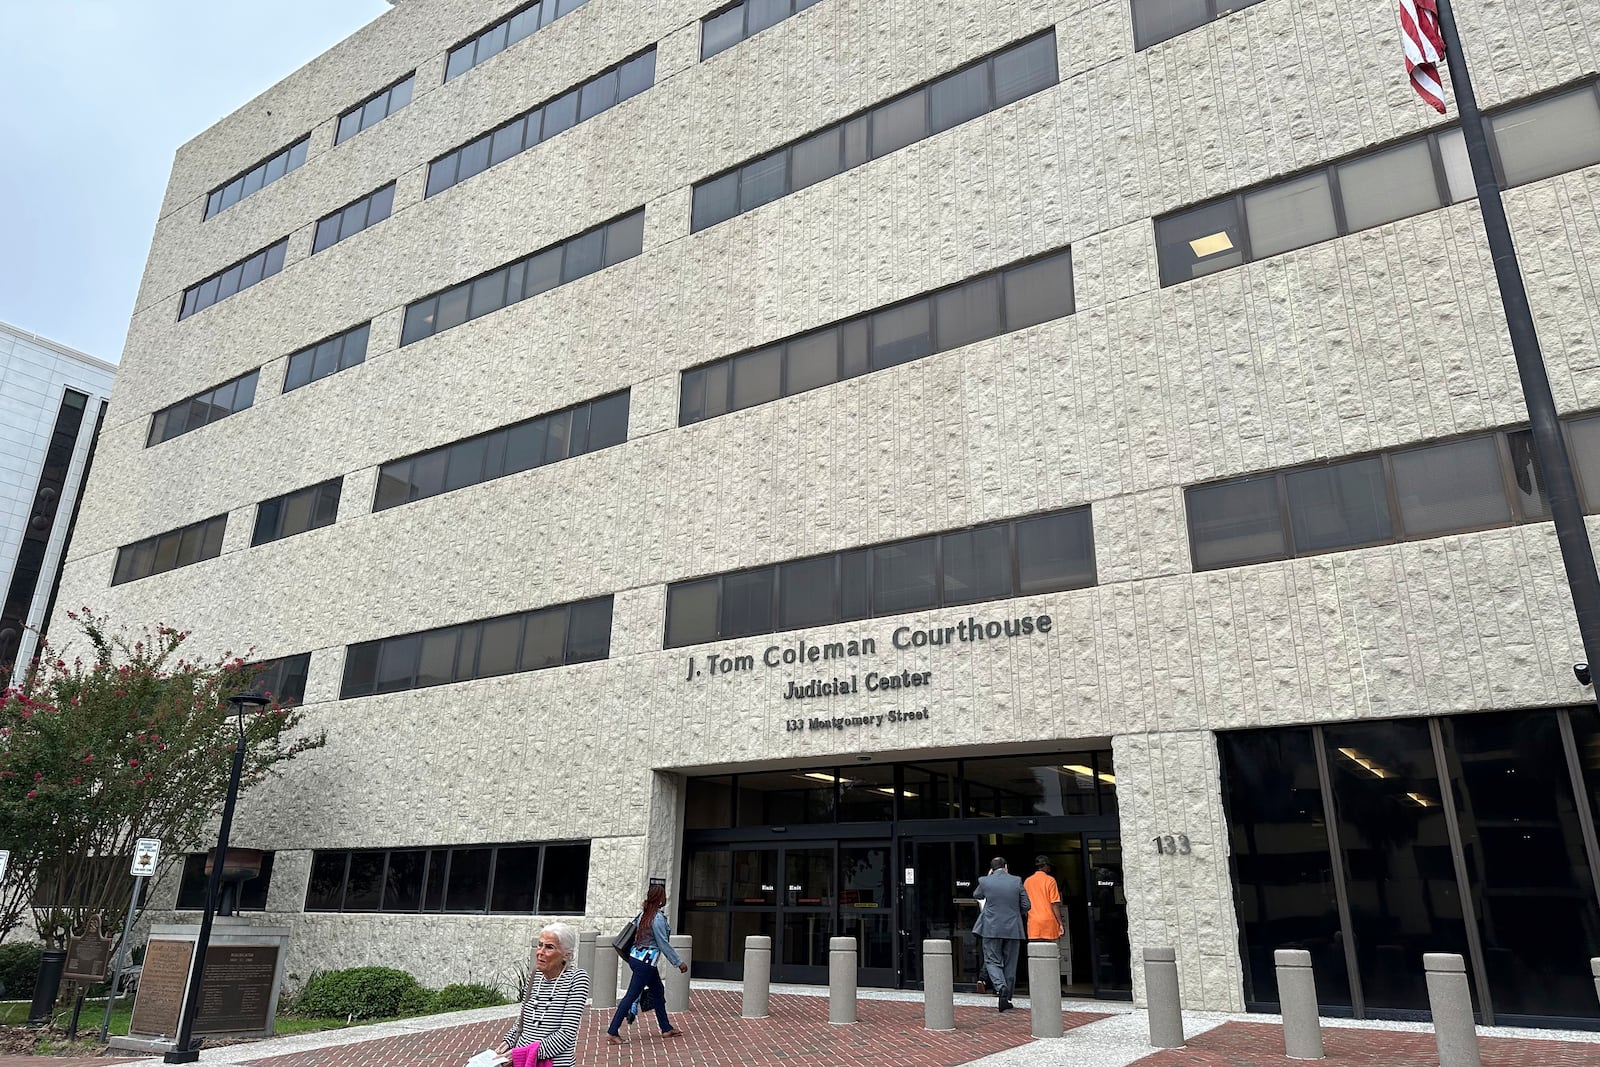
606 884 687 1043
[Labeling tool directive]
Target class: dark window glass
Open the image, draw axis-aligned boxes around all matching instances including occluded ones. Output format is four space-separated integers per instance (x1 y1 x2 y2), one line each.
305 852 348 911
791 128 841 191
786 328 839 394
721 569 775 639
524 247 563 298
205 137 309 219
505 419 547 473
1490 87 1600 188
566 598 612 662
840 549 870 621
779 556 835 630
445 848 492 911
416 630 459 689
1337 140 1444 232
702 5 745 59
873 537 937 614
426 157 458 198
468 272 507 320
374 465 410 511
693 172 740 231
543 90 578 139
1015 509 1093 593
667 580 720 647
1187 475 1287 570
1244 172 1338 259
1003 252 1073 331
342 642 380 698
931 62 991 133
544 411 572 461
374 636 419 694
1217 729 1350 1008
408 450 448 501
738 773 835 826
941 524 1012 605
521 608 567 669
445 45 474 81
1131 0 1209 49
382 850 427 912
562 229 605 281
732 347 782 411
455 626 481 682
1156 198 1246 286
1391 436 1511 536
1285 457 1393 553
424 851 448 910
587 392 629 449
992 34 1057 107
343 853 384 910
935 276 1002 350
870 298 933 369
1567 415 1600 511
739 152 788 213
605 211 645 266
746 0 787 34
538 843 590 912
1506 430 1550 520
871 89 927 158
477 616 523 677
490 847 541 912
578 69 619 121
619 51 656 98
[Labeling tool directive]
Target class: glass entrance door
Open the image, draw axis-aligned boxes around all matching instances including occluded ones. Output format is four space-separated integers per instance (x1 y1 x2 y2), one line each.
900 838 983 988
1085 836 1132 996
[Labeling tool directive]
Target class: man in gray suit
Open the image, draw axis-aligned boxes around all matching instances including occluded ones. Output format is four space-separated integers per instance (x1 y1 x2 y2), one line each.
973 856 1030 1011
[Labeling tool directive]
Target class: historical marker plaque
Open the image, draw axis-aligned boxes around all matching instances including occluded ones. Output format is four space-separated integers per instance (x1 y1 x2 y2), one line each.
195 945 279 1033
130 938 194 1036
64 916 113 981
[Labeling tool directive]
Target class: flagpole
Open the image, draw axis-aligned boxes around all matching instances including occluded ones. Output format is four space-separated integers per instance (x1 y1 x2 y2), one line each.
1431 0 1600 684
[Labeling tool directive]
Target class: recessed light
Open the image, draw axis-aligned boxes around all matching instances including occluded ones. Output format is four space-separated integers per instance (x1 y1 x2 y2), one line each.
1189 231 1235 258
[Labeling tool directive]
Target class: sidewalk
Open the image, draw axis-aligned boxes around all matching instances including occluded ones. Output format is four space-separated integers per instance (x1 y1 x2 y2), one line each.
4 982 1600 1067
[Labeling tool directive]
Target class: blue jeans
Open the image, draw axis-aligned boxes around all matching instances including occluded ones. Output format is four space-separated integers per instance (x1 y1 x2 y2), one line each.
608 954 672 1035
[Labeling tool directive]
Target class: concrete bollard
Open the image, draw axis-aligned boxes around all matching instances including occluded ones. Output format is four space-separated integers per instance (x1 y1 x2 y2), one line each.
1274 949 1324 1060
593 936 619 1011
1592 959 1600 1007
1424 953 1483 1067
923 939 955 1031
743 935 772 1019
664 934 693 1013
829 936 858 1024
1143 947 1185 1049
1027 940 1064 1038
576 929 597 984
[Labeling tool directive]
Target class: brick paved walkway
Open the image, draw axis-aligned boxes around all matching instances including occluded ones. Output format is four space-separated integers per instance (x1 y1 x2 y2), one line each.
1128 1021 1600 1066
239 992 1106 1067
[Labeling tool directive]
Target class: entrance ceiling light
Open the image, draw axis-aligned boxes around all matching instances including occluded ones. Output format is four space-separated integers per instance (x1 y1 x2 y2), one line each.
1062 763 1116 785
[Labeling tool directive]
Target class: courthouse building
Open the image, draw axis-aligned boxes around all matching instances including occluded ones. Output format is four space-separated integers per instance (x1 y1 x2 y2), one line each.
56 0 1600 1029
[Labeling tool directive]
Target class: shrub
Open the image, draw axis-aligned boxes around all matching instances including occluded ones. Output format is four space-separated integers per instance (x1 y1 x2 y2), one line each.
428 983 508 1013
0 943 42 999
292 966 429 1020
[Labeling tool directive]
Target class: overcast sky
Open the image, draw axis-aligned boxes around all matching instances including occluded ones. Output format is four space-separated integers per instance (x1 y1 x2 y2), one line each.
0 1 391 363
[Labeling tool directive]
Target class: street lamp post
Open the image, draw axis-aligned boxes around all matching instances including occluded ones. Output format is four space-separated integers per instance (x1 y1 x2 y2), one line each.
163 692 269 1064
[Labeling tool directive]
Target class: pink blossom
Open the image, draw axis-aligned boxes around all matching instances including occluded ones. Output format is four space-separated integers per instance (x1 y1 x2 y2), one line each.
128 759 140 768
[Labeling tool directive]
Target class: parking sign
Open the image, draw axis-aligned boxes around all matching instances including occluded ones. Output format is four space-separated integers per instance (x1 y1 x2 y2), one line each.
130 839 161 877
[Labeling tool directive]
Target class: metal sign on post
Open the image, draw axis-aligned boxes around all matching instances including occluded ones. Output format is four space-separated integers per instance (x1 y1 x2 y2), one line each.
131 839 161 877
0 849 10 883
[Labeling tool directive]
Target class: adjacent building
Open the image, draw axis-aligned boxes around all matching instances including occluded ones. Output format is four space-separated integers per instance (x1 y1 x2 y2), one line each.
0 321 113 679
56 0 1600 1029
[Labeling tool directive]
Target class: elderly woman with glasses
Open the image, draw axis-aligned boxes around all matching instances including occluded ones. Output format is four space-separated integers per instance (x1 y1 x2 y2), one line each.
489 922 590 1067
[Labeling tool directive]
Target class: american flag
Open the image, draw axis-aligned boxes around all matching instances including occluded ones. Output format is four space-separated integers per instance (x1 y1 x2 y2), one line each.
1400 0 1447 113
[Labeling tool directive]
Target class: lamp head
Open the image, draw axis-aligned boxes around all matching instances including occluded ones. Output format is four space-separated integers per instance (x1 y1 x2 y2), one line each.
226 692 272 714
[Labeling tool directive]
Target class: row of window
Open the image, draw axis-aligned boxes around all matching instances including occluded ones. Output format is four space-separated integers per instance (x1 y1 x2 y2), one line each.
691 32 1059 232
204 136 310 220
1131 0 1265 52
179 239 288 320
252 478 343 547
284 322 371 393
374 391 629 512
313 183 396 255
446 0 591 82
399 209 644 346
1187 415 1600 571
340 595 614 699
306 841 590 914
701 0 823 60
1158 81 1600 286
111 515 227 586
147 370 260 446
427 49 656 200
336 74 415 146
665 507 1093 649
680 249 1073 426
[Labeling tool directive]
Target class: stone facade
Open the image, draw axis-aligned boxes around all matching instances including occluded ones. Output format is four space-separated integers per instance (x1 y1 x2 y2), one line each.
56 0 1600 1007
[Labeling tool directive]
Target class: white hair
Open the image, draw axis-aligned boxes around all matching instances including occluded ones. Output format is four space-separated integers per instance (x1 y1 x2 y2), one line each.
541 921 578 959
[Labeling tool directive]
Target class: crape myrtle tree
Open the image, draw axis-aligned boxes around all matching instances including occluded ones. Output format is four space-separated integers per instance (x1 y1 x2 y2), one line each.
0 609 326 947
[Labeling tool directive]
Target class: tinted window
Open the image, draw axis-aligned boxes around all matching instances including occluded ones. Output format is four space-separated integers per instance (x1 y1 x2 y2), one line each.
873 538 937 614
1285 458 1393 553
1156 199 1246 285
1243 172 1337 259
1187 476 1286 570
1391 436 1511 536
667 580 720 647
1490 87 1600 187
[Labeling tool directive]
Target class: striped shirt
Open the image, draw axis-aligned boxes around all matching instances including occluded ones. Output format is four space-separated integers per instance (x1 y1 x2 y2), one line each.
501 965 590 1067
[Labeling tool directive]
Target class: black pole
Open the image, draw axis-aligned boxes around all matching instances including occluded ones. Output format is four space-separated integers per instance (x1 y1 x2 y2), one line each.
1434 0 1600 679
164 695 264 1064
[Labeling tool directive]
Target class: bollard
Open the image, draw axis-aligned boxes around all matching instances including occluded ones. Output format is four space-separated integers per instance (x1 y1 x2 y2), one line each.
1143 947 1185 1049
1027 940 1064 1038
593 935 619 1011
1274 949 1325 1060
27 950 67 1025
1592 958 1600 1008
576 929 597 985
664 934 693 1013
1424 953 1483 1067
923 939 955 1031
829 936 858 1024
743 935 772 1019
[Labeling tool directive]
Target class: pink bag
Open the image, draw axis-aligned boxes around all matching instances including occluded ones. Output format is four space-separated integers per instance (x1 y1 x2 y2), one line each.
510 1041 553 1067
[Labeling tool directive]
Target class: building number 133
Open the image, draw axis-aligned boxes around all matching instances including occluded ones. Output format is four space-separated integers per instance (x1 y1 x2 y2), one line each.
1153 834 1191 855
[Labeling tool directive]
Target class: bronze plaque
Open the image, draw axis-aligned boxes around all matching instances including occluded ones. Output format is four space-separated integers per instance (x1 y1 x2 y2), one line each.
195 945 279 1034
64 933 112 981
130 938 194 1036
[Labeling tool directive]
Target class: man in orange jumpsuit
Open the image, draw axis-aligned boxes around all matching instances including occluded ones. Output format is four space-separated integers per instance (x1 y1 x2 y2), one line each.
1024 854 1066 952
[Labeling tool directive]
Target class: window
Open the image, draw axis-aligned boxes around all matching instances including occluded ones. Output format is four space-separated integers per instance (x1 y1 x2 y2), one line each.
663 507 1092 648
252 478 341 546
179 239 288 319
304 841 589 914
1185 415 1600 571
428 49 655 198
373 391 627 511
445 0 593 82
205 136 309 219
339 596 613 698
147 370 259 446
112 515 227 585
400 210 645 346
283 323 370 392
312 183 395 254
244 653 311 706
1131 0 1266 50
1156 81 1600 286
175 852 276 911
690 32 1058 231
679 249 1072 424
700 0 825 60
335 74 414 145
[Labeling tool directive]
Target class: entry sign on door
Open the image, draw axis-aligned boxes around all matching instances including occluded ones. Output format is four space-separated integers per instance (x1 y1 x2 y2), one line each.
131 839 161 877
